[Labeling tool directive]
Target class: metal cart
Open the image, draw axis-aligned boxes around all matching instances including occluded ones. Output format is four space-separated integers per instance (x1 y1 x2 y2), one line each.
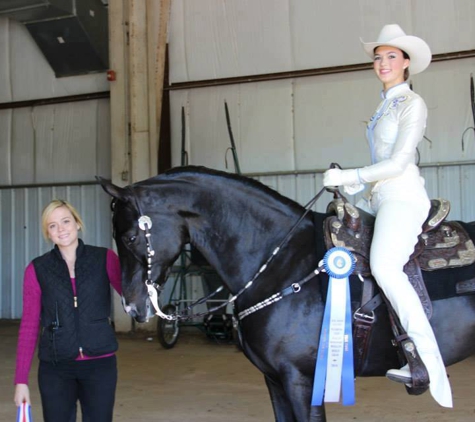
156 245 234 349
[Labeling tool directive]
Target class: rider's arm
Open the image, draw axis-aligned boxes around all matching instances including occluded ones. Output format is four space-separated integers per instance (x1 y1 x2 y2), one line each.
323 97 427 187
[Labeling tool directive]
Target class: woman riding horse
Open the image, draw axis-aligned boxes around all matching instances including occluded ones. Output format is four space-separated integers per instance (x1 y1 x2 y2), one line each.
323 24 452 407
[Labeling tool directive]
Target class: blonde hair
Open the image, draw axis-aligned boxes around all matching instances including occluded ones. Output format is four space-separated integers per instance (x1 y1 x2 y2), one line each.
41 199 85 241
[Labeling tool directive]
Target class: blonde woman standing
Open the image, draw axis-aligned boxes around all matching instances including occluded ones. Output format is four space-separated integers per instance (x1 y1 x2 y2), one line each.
14 199 122 421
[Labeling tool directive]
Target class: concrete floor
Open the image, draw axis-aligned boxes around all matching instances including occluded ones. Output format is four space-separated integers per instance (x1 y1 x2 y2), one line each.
2 319 475 422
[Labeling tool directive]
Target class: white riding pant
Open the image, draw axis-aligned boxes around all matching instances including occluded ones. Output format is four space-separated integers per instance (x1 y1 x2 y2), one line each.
367 176 453 408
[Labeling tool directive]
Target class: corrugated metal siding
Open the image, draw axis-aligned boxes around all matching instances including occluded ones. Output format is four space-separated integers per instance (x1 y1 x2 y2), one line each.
0 99 111 186
0 184 112 319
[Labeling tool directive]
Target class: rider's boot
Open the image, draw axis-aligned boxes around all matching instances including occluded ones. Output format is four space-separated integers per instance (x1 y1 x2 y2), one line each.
386 364 412 385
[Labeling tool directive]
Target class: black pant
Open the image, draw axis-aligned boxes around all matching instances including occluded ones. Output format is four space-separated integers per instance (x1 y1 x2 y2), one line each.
38 355 117 422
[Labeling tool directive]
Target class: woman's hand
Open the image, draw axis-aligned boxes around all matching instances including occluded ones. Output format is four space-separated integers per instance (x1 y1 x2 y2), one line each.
14 383 30 406
323 168 360 187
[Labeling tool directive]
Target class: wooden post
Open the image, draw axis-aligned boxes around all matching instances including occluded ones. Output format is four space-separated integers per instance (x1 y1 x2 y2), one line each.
150 0 171 174
108 0 170 332
108 0 129 186
128 0 150 183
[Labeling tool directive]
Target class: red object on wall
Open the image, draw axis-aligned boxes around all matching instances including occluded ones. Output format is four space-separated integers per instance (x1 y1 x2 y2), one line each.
107 70 116 81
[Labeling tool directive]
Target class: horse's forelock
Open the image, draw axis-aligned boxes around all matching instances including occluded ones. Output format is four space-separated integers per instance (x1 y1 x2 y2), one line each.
111 198 139 235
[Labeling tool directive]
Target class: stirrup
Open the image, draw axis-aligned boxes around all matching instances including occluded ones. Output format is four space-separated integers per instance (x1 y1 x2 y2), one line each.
383 295 430 395
398 338 430 395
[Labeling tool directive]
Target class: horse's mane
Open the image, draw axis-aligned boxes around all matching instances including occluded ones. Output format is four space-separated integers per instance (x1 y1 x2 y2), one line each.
149 165 305 211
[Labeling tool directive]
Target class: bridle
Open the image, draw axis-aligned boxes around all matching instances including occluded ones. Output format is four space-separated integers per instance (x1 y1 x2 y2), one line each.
124 185 329 321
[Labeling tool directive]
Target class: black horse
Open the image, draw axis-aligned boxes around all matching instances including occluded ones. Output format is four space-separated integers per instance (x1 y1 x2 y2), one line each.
99 166 475 422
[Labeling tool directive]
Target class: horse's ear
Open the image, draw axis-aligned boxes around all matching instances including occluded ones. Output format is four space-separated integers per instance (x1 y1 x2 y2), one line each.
96 176 129 201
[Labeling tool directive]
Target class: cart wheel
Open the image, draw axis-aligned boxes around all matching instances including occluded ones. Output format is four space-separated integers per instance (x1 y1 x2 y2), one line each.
157 304 179 349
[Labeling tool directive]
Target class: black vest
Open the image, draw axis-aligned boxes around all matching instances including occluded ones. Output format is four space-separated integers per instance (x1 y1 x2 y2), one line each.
34 239 118 362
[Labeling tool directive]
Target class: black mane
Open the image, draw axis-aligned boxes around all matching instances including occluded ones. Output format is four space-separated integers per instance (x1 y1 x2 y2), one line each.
146 165 306 212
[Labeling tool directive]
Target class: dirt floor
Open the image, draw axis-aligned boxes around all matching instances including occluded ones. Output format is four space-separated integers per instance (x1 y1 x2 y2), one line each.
1 319 475 422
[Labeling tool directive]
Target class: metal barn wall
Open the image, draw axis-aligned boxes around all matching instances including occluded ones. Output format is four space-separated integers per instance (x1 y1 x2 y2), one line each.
0 98 111 185
169 0 475 84
0 184 112 319
0 17 113 319
0 17 109 104
0 17 111 186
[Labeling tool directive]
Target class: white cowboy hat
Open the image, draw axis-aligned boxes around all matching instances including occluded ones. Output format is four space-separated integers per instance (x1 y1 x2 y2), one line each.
360 24 432 75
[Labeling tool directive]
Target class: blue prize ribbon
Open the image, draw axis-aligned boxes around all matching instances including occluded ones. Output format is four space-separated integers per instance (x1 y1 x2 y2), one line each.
312 247 355 407
342 278 355 405
311 279 333 406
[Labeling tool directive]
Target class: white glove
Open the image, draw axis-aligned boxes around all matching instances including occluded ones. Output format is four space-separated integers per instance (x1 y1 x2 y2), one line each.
323 168 360 187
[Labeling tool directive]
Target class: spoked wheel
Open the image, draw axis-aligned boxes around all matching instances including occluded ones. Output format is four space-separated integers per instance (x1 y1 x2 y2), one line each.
156 304 180 349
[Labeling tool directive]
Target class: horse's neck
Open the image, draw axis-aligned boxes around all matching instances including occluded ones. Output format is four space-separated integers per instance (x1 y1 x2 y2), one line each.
182 182 304 287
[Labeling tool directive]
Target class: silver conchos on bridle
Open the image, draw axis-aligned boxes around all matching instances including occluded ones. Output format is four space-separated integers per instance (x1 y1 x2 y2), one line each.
137 215 173 321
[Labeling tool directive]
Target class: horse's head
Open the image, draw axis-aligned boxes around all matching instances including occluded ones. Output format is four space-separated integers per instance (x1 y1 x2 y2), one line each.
98 177 188 322
98 167 317 323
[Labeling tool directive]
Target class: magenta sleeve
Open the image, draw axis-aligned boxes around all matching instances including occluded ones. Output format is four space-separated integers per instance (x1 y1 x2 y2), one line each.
14 263 41 385
107 249 122 295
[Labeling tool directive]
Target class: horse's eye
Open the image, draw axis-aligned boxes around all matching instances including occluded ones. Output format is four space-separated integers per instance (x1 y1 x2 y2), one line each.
127 235 137 245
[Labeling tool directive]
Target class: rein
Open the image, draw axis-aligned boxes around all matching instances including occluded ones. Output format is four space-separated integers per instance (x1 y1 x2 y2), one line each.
127 185 328 321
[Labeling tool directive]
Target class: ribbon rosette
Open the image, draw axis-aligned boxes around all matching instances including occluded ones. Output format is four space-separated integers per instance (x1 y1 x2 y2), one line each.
312 247 356 406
